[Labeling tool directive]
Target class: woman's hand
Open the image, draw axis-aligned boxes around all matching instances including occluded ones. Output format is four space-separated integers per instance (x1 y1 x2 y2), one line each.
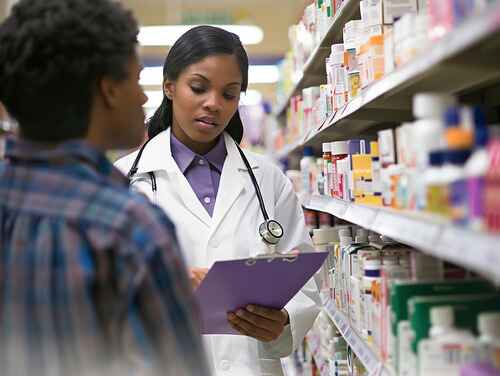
189 267 209 290
227 305 289 342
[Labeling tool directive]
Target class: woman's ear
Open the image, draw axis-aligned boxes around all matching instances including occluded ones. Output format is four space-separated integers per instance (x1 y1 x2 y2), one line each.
163 80 174 100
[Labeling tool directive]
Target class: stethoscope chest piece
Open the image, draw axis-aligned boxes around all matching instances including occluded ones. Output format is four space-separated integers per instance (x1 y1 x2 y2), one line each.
259 219 283 245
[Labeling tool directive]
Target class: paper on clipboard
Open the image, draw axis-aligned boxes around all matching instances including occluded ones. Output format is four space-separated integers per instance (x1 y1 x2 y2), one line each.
194 251 328 334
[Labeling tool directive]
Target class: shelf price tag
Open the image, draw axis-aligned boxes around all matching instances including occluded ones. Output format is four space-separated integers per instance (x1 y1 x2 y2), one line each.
436 227 466 266
326 198 349 217
371 211 410 242
347 329 378 371
344 205 377 229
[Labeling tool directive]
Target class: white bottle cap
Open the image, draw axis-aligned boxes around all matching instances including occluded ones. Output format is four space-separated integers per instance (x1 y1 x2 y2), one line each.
331 141 349 155
430 306 454 328
355 235 368 243
340 236 353 248
330 44 345 65
338 228 352 238
356 228 369 237
478 312 500 338
312 228 339 245
322 142 331 153
382 256 399 265
413 93 457 119
331 43 344 55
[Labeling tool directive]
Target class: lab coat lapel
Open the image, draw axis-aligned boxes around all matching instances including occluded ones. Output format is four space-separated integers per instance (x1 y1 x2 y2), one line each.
140 128 212 227
211 133 258 233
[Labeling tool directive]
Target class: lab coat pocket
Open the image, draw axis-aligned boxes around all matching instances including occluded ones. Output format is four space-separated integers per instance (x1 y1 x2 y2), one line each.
258 358 284 376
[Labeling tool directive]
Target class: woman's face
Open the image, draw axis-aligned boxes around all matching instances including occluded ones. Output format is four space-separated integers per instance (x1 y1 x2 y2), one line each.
165 53 243 154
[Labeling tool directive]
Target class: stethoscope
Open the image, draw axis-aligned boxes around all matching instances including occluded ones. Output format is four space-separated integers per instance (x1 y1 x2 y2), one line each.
127 134 284 249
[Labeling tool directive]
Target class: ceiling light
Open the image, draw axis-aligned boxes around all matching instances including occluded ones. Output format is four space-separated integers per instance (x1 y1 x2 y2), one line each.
138 25 264 46
143 89 263 109
140 65 278 86
248 65 280 84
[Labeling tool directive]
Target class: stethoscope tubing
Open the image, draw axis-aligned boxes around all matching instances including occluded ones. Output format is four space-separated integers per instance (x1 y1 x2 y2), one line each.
127 133 283 245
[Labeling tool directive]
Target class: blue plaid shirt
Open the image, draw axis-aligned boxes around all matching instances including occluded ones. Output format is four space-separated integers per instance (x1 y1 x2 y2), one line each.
0 136 209 376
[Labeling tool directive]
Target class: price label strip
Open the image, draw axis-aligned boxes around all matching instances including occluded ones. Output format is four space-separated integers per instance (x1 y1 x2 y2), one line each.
344 204 377 229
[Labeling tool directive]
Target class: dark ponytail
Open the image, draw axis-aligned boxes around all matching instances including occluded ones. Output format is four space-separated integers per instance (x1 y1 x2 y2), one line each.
146 25 248 143
147 96 172 139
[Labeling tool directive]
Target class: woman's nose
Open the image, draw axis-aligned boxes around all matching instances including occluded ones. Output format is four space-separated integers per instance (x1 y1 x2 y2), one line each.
203 92 223 112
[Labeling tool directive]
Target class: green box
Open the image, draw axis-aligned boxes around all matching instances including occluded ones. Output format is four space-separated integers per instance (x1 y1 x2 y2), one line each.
409 293 500 353
390 279 494 336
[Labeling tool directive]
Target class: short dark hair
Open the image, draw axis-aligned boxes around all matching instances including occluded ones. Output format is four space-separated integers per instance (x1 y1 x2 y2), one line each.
0 0 139 142
148 26 249 142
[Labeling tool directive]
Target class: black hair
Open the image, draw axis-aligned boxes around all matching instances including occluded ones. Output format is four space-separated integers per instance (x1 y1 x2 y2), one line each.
0 0 139 142
148 25 248 143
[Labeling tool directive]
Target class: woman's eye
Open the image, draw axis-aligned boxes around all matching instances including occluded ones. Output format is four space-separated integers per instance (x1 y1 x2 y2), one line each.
190 86 205 94
224 93 237 100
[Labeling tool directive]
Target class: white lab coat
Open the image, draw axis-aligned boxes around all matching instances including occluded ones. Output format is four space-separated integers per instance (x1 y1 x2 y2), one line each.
115 128 321 376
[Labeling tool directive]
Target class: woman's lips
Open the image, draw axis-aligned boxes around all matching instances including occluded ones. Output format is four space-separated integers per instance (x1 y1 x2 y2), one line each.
194 119 217 130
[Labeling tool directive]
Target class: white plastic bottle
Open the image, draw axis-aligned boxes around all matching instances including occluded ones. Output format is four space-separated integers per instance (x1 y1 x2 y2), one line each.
312 227 339 295
418 306 475 376
300 146 316 194
412 93 457 210
477 312 500 369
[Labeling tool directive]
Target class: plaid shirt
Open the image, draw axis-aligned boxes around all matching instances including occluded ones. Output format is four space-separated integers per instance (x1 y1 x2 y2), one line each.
0 136 209 376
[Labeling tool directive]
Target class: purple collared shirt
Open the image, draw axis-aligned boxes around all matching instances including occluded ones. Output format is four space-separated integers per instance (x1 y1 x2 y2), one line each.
170 133 227 216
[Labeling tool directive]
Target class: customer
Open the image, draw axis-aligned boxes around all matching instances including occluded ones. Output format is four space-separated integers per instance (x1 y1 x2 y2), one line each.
0 1 208 375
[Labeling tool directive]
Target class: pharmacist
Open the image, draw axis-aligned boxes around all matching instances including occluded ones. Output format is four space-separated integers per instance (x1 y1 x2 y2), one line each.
115 26 321 376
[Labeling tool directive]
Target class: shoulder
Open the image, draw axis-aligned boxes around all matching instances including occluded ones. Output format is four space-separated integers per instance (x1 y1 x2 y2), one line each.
88 183 177 252
241 149 284 177
114 149 140 176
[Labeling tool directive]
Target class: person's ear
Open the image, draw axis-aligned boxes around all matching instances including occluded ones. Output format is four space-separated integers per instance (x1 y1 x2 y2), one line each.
98 76 122 109
164 80 175 100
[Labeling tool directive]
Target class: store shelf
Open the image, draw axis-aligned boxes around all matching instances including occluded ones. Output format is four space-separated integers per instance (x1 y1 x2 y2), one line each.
322 296 391 376
303 194 500 283
275 0 361 117
308 333 330 376
276 1 500 157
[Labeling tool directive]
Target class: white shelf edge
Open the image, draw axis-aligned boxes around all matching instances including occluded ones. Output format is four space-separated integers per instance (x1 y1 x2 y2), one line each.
322 296 390 376
275 0 361 116
275 2 500 149
304 194 500 283
309 334 331 376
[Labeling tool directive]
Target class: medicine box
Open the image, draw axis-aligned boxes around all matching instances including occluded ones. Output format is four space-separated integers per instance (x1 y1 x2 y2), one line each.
409 292 500 353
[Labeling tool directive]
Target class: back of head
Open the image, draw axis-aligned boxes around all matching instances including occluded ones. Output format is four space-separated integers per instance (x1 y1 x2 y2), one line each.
0 0 138 142
147 25 249 143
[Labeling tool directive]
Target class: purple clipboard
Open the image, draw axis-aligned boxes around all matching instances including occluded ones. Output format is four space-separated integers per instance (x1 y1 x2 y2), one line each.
194 251 328 335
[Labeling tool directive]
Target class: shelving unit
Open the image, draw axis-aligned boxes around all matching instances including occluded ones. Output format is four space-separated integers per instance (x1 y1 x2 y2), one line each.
276 1 500 158
322 296 392 376
302 194 500 284
275 0 361 117
308 333 330 376
277 3 500 375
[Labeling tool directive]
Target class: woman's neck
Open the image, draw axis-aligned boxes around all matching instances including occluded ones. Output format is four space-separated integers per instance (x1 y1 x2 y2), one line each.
171 123 219 155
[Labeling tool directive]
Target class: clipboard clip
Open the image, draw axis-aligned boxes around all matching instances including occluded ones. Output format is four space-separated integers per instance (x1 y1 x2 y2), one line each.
244 249 300 266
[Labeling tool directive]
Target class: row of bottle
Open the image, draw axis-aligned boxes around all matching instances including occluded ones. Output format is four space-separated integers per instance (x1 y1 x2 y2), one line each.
279 0 494 144
289 311 368 375
308 213 500 376
277 0 346 107
292 93 500 233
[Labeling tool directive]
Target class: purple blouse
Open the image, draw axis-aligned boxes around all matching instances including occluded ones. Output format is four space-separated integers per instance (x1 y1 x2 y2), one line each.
170 133 227 216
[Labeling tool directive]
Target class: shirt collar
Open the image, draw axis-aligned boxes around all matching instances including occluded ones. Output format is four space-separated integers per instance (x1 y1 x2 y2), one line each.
170 132 226 174
4 135 128 186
